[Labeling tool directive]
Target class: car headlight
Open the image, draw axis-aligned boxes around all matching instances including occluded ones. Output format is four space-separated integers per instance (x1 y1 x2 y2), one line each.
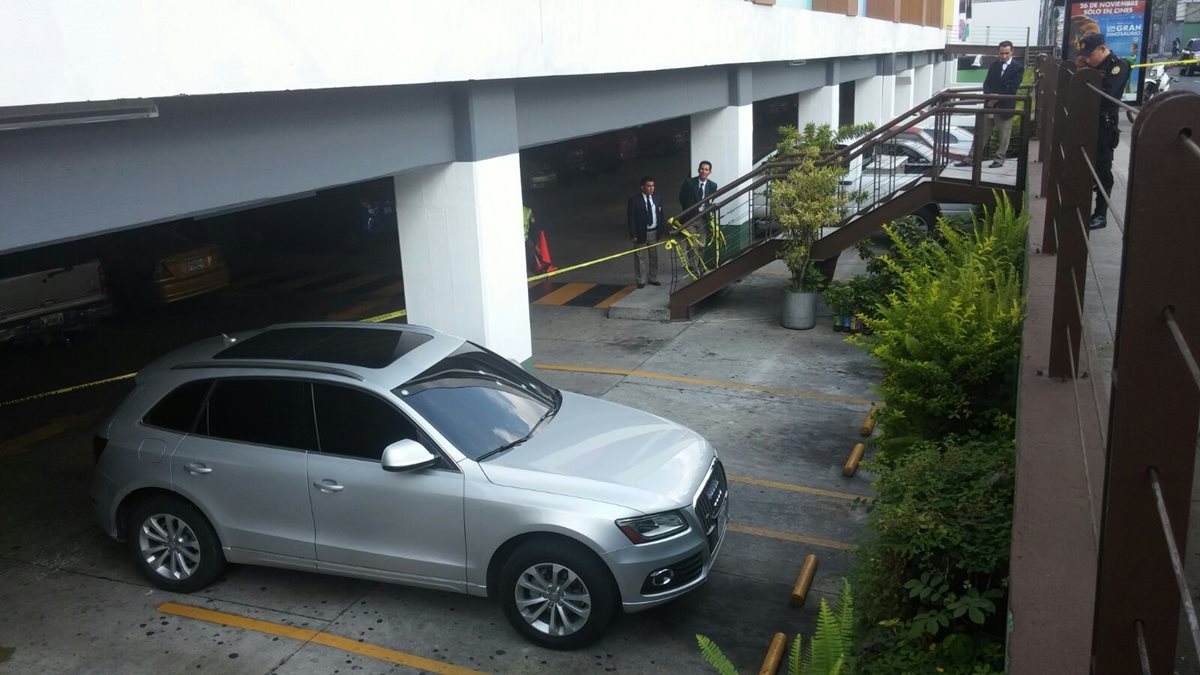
616 511 688 544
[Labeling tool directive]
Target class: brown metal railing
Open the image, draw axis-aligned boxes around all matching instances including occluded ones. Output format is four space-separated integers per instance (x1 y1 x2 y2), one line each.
1017 54 1200 673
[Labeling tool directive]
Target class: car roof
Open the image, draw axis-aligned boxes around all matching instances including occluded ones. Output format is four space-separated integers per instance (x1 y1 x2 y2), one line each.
136 322 465 389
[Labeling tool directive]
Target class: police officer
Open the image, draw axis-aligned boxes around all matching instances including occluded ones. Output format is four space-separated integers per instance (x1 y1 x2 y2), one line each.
1075 32 1130 230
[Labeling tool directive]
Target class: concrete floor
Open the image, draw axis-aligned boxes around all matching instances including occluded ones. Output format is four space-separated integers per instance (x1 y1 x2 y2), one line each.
0 263 882 674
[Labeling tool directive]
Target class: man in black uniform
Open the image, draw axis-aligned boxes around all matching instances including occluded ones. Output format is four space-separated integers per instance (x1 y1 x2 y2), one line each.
1075 32 1131 230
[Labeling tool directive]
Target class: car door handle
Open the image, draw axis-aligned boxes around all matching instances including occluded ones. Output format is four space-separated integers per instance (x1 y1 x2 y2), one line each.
184 462 212 475
314 480 344 493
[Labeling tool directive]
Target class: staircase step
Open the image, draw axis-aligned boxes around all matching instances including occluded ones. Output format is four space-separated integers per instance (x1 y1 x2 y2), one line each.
606 284 670 321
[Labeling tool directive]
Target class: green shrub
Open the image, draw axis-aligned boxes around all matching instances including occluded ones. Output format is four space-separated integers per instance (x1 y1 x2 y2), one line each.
851 435 1015 675
849 194 1026 458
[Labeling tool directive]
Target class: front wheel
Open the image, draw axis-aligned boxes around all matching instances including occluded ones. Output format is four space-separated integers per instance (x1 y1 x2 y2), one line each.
128 495 225 593
499 541 616 650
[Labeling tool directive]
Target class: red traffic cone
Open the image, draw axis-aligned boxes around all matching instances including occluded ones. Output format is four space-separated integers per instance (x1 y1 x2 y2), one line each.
536 230 557 273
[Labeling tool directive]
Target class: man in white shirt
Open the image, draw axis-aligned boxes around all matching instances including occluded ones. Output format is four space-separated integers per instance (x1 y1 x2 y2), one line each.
956 41 1024 169
627 176 665 288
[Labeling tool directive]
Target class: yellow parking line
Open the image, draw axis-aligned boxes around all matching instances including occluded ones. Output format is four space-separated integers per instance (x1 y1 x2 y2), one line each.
369 280 405 297
727 474 872 503
159 602 486 675
533 283 595 306
0 423 68 456
594 285 637 309
327 298 390 321
727 524 856 551
533 364 874 407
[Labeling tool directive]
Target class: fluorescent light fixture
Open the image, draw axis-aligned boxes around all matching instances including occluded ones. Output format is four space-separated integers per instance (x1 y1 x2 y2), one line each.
0 99 158 132
788 60 808 66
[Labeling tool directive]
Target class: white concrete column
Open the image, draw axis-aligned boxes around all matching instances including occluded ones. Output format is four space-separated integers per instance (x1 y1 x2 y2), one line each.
914 64 934 100
392 154 531 362
854 76 886 127
690 104 754 188
895 71 914 116
797 85 839 129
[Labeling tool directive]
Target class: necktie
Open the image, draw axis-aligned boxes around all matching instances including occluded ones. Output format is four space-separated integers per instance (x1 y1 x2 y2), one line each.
699 181 705 199
645 196 652 226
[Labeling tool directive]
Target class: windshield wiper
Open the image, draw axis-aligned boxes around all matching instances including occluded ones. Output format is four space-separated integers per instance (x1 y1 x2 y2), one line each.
476 405 557 462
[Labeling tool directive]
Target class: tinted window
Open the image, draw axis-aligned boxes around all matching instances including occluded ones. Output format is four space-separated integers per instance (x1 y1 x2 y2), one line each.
313 384 420 461
143 379 212 433
394 343 560 460
215 327 432 368
201 379 316 451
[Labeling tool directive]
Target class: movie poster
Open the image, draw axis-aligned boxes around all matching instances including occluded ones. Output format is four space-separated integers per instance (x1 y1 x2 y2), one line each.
1064 0 1151 102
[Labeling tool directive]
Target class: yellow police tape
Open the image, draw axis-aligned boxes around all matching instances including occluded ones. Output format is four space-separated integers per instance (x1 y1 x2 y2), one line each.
1132 58 1200 69
2 230 723 407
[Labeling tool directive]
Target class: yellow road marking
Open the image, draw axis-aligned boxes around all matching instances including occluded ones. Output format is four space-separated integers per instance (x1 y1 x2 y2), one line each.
727 474 872 502
327 298 390 322
159 602 486 675
727 524 856 551
0 423 68 456
533 282 596 306
594 285 637 309
323 272 388 294
533 364 874 407
369 280 405 297
361 309 408 323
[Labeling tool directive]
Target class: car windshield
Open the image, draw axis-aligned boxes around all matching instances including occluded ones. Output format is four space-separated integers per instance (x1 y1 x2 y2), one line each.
393 342 561 461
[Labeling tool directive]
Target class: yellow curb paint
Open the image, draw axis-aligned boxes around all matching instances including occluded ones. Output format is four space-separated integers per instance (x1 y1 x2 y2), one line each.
322 272 389 294
790 554 818 607
843 443 866 477
533 282 596 306
594 285 637 309
727 524 856 551
727 474 872 503
758 632 788 675
533 364 874 407
327 298 389 322
158 602 486 675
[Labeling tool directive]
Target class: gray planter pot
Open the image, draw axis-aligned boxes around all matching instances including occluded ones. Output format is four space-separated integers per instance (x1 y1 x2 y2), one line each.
781 288 818 329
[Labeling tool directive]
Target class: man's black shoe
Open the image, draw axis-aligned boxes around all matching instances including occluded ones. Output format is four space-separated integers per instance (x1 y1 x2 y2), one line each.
954 160 972 167
1088 214 1107 230
989 160 1005 168
637 283 645 289
648 280 661 286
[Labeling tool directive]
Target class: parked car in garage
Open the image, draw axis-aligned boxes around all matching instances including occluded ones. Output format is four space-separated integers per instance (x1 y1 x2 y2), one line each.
92 322 728 649
97 225 230 311
0 243 113 345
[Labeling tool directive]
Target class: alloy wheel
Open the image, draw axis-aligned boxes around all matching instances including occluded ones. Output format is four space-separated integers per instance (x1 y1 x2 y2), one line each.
514 562 592 636
137 513 202 582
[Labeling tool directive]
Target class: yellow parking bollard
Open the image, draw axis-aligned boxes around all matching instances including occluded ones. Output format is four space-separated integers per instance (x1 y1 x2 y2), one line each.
860 404 877 436
789 554 818 606
758 632 788 675
842 442 865 477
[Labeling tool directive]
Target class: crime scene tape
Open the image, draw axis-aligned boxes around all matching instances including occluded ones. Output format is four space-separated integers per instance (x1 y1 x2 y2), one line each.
1132 58 1199 69
1 230 714 407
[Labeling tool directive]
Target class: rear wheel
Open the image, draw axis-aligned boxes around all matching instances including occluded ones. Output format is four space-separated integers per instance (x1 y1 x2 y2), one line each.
128 495 225 593
499 541 616 650
910 206 939 234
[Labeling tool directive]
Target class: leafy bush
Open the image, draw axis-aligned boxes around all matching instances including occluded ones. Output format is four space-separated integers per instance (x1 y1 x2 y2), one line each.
849 193 1026 459
851 435 1014 675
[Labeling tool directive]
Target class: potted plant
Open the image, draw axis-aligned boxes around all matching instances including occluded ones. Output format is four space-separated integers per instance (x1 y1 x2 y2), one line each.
823 281 854 331
771 123 867 329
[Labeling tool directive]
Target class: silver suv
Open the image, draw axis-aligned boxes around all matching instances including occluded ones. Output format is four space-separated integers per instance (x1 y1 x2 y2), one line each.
91 322 727 649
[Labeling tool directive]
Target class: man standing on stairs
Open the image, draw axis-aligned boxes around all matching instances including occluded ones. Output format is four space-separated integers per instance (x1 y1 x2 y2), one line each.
678 161 718 273
956 41 1023 169
627 176 664 288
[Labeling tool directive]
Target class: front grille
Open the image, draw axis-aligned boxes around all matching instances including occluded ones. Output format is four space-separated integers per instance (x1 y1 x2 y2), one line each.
640 552 704 595
694 460 728 552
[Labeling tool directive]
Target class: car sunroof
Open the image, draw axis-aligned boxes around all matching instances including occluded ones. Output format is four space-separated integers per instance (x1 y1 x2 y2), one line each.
214 327 433 368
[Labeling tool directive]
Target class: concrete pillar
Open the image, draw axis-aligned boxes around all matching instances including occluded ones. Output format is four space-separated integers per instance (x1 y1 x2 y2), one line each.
797 85 839 128
854 76 886 127
914 63 935 100
895 70 915 116
690 65 754 186
392 82 531 362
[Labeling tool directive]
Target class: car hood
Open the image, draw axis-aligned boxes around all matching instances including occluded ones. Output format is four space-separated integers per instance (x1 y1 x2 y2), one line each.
478 392 714 514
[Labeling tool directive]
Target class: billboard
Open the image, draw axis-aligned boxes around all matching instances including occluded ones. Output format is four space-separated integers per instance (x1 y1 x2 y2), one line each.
1063 1 1152 102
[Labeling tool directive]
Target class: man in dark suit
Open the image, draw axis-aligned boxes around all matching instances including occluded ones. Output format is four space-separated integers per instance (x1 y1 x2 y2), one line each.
956 40 1024 169
627 176 665 288
678 161 718 273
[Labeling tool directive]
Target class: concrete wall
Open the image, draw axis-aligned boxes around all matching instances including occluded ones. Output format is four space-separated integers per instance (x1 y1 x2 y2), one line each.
1 0 943 108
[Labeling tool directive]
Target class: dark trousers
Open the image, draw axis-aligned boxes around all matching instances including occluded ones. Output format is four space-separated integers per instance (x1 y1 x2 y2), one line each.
1093 123 1119 217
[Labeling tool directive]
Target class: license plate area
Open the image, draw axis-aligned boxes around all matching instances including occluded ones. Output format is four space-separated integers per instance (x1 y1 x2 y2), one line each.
185 257 208 273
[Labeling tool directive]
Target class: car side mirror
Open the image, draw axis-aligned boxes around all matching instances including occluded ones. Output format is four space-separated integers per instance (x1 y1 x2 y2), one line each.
381 439 438 472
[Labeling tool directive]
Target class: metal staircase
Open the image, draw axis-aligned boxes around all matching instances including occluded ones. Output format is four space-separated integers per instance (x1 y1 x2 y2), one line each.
666 87 1029 320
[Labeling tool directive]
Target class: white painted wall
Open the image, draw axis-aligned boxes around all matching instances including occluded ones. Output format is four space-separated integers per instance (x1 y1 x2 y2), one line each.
797 85 839 128
691 105 754 195
1 1 945 108
895 71 914 115
392 155 531 362
914 64 934 101
854 76 886 127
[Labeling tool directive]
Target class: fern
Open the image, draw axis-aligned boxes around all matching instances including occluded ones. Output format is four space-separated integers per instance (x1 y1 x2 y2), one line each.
789 634 803 675
797 580 855 675
696 634 740 675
